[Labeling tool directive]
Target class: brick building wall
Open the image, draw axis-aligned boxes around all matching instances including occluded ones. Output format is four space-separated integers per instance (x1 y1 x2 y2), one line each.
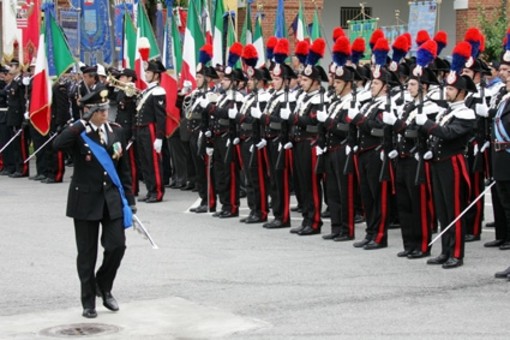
237 0 324 51
456 0 509 43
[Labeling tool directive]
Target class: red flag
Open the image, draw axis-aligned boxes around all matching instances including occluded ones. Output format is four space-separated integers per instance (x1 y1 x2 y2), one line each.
19 0 41 65
160 72 180 137
29 29 52 136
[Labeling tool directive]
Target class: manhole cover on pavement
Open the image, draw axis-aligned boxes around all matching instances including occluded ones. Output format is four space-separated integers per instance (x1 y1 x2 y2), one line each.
40 323 121 338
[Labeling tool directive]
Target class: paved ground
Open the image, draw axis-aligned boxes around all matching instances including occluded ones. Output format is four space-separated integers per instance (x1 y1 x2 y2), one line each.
1 164 509 339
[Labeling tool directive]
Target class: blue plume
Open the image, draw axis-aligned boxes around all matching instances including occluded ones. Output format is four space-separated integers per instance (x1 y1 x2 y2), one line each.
373 49 388 67
199 50 211 65
417 49 435 68
451 53 468 74
333 53 348 68
351 51 364 65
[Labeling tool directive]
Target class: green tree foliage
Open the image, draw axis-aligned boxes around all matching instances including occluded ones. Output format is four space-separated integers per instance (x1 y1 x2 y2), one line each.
478 0 508 62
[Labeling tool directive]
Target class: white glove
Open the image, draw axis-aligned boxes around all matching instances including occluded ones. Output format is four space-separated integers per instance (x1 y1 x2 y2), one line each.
423 150 433 160
22 77 30 86
198 130 204 139
204 130 212 138
480 140 490 153
233 137 240 145
345 145 352 155
414 153 420 162
24 111 29 120
315 145 325 156
380 150 385 161
415 113 427 126
280 105 291 120
206 147 214 156
388 149 398 159
317 109 328 122
256 138 267 149
251 105 263 119
473 143 479 156
382 111 397 125
283 142 293 149
228 108 238 119
278 143 282 152
198 96 209 109
475 102 489 118
153 138 163 153
226 138 231 147
249 144 255 153
353 145 359 153
347 108 360 120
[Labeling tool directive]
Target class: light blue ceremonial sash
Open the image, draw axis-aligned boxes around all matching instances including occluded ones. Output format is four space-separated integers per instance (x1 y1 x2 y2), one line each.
81 131 133 228
494 102 510 154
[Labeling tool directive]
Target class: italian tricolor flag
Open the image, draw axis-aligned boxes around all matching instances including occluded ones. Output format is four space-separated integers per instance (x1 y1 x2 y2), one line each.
29 28 52 136
180 0 205 89
253 15 265 68
212 0 225 67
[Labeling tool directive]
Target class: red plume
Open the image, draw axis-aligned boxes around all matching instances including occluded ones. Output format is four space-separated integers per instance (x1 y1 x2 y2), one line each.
392 35 410 52
267 36 278 49
295 40 310 55
274 38 290 56
242 44 258 60
434 31 447 46
374 38 390 53
352 37 366 53
310 38 326 58
332 27 345 42
200 44 213 57
464 27 482 43
369 29 385 48
453 41 472 59
416 30 430 46
333 36 351 55
229 42 243 57
403 33 412 47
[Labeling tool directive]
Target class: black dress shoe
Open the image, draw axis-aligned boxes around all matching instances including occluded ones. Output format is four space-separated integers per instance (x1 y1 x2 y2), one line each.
180 182 195 191
364 240 387 250
289 225 304 234
9 172 27 178
219 211 238 218
321 209 331 218
484 239 504 248
245 215 266 224
290 206 302 213
499 242 510 250
494 267 510 278
297 226 320 236
388 222 400 229
465 234 480 242
264 220 290 229
397 250 412 257
322 233 340 240
354 214 365 224
145 196 162 203
427 254 448 265
82 308 97 318
138 196 148 202
442 257 463 269
333 234 354 242
353 239 370 248
239 190 247 198
29 174 46 181
0 170 13 176
41 177 59 184
407 250 430 259
173 182 185 189
212 211 223 217
100 292 119 311
194 205 208 213
485 221 495 228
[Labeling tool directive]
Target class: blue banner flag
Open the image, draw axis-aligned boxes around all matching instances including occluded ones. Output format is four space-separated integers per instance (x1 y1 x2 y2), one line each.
80 0 114 65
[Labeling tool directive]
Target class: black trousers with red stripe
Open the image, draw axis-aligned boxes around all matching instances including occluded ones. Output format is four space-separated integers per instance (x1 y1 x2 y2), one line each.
294 140 322 229
357 149 390 244
30 125 49 177
395 157 431 253
213 134 239 214
190 131 216 209
491 184 508 241
267 139 291 224
325 146 355 237
430 155 469 259
495 180 510 242
8 125 29 175
240 139 268 219
46 141 65 182
464 151 484 237
135 125 165 200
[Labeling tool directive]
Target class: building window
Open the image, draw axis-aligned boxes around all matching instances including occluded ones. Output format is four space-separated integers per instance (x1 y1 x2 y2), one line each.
340 7 373 28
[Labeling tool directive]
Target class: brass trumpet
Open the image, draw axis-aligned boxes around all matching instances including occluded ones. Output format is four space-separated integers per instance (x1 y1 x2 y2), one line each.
106 74 140 97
